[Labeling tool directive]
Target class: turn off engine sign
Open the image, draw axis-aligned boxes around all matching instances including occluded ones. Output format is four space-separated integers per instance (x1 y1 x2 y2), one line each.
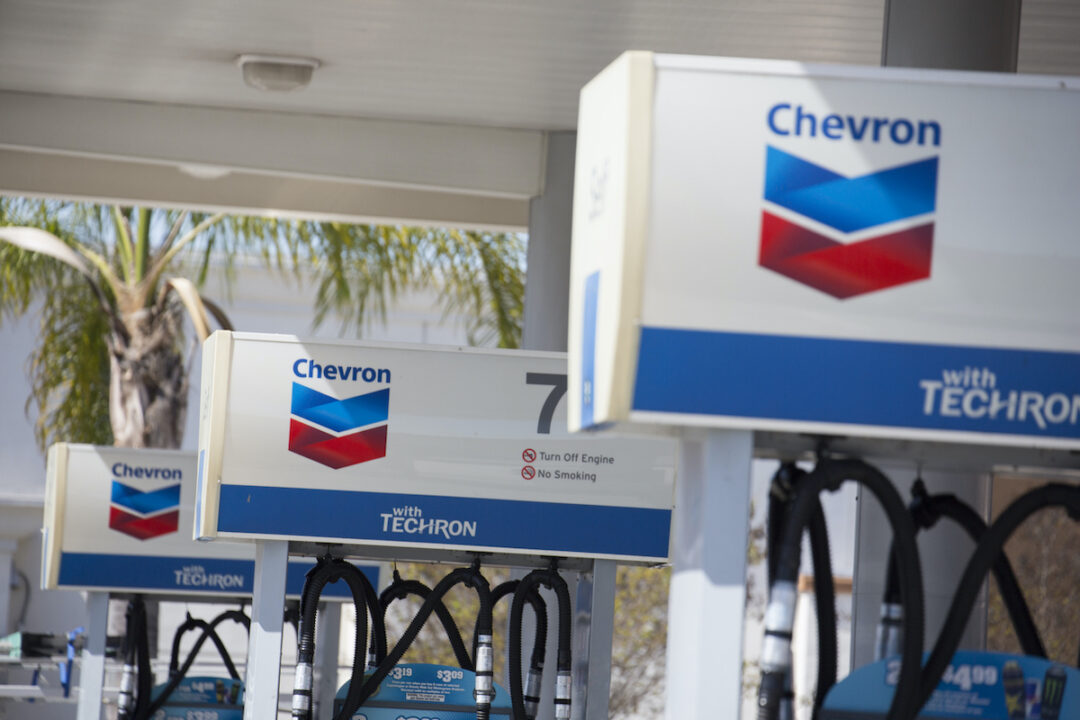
196 332 676 563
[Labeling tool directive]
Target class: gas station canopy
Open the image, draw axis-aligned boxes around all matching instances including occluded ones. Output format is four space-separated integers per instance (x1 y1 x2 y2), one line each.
0 0 1077 227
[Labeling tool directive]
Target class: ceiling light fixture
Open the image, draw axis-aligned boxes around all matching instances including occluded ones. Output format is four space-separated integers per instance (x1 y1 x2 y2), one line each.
236 54 320 92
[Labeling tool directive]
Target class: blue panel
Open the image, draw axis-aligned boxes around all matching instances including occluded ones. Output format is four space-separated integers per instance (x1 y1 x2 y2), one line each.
217 486 671 560
764 146 938 233
291 384 390 433
581 271 600 428
285 561 380 599
58 553 253 594
110 481 181 515
633 327 1080 441
56 552 378 599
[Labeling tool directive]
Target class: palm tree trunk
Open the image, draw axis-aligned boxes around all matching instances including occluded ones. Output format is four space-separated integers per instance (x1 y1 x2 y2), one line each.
107 307 188 449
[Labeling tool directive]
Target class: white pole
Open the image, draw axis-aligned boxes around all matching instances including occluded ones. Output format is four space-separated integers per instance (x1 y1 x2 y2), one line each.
665 429 753 719
244 540 288 720
76 591 109 720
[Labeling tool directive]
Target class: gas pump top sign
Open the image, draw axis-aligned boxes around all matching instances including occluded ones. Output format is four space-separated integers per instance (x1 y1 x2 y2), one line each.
42 444 375 597
568 52 1080 449
195 332 676 563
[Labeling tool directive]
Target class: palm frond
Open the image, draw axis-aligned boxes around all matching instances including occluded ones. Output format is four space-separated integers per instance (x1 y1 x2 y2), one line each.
27 273 114 450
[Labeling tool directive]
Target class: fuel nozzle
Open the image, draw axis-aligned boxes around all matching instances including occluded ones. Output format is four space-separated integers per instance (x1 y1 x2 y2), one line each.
474 632 496 719
116 661 137 720
523 662 543 720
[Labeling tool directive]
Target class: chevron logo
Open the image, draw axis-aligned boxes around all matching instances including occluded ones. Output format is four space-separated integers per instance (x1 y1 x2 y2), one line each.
760 146 939 298
109 481 181 540
289 383 389 469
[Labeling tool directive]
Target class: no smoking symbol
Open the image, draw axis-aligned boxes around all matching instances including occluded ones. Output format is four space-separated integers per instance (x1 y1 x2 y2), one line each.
522 448 536 463
521 466 536 480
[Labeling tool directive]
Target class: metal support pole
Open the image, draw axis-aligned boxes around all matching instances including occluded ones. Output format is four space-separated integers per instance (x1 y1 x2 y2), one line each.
571 559 616 720
313 601 342 718
665 429 753 720
244 540 288 720
76 591 109 720
882 0 1021 72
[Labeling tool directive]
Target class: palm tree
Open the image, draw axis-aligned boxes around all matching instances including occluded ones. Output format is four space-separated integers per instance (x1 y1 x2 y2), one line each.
0 198 525 450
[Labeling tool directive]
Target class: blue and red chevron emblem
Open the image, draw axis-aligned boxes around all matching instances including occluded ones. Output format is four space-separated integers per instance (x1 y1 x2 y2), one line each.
760 146 939 298
289 383 389 469
109 481 181 540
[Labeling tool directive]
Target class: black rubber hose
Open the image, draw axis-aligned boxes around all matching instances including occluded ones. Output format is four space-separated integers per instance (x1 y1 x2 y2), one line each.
351 565 386 669
379 572 473 670
134 600 152 720
462 563 495 720
767 463 799 587
333 562 375 720
141 609 250 719
807 492 837 714
492 580 548 677
915 483 1080 713
509 568 572 720
348 565 492 718
766 464 837 716
167 615 243 680
292 558 363 720
881 483 1047 659
117 597 148 720
759 458 923 720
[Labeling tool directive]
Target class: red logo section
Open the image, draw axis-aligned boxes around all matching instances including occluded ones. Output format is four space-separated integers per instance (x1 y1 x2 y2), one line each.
760 146 938 299
759 214 934 300
288 421 388 470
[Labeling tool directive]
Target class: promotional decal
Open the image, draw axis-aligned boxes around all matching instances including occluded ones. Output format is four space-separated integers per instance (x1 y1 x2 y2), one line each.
334 664 511 719
821 651 1076 719
151 675 244 720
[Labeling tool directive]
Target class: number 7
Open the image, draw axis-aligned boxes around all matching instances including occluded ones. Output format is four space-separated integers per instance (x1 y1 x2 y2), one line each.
526 373 567 434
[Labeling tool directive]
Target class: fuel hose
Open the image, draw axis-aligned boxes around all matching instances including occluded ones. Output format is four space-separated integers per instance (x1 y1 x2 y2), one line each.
492 580 548 720
345 561 493 720
877 479 1046 662
914 483 1080 714
140 608 250 720
117 596 152 720
509 567 571 720
758 458 924 720
378 569 474 670
293 557 384 720
167 614 242 680
767 463 838 718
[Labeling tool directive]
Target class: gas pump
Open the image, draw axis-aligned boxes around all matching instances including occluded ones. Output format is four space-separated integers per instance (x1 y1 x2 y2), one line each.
817 482 1080 719
565 49 1080 720
193 331 677 720
40 443 375 720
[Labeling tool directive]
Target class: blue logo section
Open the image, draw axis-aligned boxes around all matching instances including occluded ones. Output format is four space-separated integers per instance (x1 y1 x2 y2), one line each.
764 146 938 233
290 384 389 433
217 485 671 560
111 481 181 515
632 327 1080 441
580 271 600 428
